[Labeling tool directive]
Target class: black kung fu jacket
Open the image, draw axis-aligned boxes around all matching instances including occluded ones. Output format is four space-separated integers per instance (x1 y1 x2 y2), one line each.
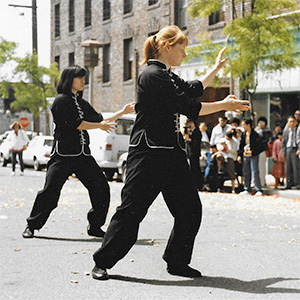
129 60 203 151
50 92 103 156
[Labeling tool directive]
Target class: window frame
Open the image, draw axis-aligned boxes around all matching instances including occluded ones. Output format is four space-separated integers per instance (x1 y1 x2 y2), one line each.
85 0 92 28
69 0 75 33
102 44 111 83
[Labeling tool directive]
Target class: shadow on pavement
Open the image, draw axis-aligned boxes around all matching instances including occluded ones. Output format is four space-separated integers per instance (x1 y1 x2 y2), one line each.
34 236 102 242
34 236 165 246
109 275 300 294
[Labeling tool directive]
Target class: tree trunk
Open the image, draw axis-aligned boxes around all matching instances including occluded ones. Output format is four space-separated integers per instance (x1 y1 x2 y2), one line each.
33 115 40 133
246 89 256 124
45 110 50 135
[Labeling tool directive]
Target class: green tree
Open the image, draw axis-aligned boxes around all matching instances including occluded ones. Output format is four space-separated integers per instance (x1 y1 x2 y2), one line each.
188 0 300 120
0 37 16 67
2 52 60 134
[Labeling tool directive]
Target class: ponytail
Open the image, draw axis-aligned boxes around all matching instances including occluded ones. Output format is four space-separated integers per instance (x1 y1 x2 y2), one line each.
140 35 159 65
140 25 188 65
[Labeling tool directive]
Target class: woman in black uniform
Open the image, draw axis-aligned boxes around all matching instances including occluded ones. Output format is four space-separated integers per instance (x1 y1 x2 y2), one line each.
22 66 134 239
92 25 249 280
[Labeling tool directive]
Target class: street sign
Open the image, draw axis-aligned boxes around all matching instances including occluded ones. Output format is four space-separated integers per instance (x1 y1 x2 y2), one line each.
19 117 30 129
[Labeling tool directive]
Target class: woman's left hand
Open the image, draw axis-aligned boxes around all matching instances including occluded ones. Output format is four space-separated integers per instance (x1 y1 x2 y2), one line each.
215 47 229 70
223 95 250 113
122 102 135 115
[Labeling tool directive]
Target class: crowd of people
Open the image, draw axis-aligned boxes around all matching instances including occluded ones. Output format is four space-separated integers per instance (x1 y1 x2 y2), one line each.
184 110 300 195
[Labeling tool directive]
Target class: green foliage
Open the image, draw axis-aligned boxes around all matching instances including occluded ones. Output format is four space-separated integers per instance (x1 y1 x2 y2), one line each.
187 0 300 93
0 37 16 65
10 53 60 117
188 0 224 18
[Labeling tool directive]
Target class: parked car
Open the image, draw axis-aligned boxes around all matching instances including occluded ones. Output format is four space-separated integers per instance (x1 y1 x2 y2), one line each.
0 138 11 166
0 131 10 144
88 113 135 180
23 135 54 171
117 152 128 183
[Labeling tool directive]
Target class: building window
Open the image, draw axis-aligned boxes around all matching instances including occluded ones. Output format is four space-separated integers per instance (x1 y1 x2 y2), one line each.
175 0 188 30
148 0 158 5
54 55 60 70
103 0 111 21
124 38 133 81
124 0 133 14
209 2 225 25
69 0 75 33
69 52 75 66
85 0 92 27
103 44 110 83
55 4 60 37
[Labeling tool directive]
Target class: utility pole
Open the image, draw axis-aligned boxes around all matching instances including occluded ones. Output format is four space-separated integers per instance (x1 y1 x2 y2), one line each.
9 0 38 54
9 1 42 134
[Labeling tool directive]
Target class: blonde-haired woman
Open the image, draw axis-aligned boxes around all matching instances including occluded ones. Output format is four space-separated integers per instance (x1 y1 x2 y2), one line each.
6 121 29 176
92 25 249 280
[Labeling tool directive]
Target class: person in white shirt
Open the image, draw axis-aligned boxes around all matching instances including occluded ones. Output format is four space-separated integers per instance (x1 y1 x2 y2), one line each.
222 131 239 193
210 116 231 146
199 122 209 143
6 121 29 176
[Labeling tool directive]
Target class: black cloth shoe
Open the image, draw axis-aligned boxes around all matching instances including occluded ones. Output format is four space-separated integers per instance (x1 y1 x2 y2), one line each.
87 225 105 238
167 264 202 278
92 265 109 280
22 226 34 238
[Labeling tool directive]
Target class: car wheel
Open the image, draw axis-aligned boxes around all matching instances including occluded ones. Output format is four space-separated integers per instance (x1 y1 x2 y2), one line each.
104 169 115 181
121 163 127 183
33 158 41 171
0 153 8 167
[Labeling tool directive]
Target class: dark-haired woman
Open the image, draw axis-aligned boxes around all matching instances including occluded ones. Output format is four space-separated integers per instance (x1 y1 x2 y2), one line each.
92 25 249 280
22 66 134 239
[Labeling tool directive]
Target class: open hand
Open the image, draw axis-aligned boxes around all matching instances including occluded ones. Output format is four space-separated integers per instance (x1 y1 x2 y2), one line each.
122 102 135 115
215 47 229 69
223 95 250 113
99 121 117 133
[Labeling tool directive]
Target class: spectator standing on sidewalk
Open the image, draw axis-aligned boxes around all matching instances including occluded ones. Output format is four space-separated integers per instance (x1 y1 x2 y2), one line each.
6 121 29 176
271 131 285 188
184 119 204 191
91 25 249 281
210 116 231 146
237 118 265 196
22 66 135 239
199 122 209 143
255 116 272 186
223 131 239 193
282 116 299 189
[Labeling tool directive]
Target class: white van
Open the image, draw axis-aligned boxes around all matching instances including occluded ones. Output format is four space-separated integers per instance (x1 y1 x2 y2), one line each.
88 113 135 180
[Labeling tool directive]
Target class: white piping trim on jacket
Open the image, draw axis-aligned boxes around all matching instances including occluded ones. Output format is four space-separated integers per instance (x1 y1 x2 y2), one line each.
129 129 175 150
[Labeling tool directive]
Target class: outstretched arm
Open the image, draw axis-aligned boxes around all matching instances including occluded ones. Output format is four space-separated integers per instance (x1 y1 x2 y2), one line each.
77 120 117 132
201 47 229 89
104 102 135 123
199 95 250 116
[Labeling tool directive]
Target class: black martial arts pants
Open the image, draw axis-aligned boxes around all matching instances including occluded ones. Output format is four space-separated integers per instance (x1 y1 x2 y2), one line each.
26 153 110 230
93 147 202 269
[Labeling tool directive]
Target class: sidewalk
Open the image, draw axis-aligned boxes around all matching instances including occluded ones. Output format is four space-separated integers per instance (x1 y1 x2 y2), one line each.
263 175 300 199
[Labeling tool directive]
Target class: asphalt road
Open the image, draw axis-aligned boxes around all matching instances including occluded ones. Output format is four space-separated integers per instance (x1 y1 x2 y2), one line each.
1 166 300 300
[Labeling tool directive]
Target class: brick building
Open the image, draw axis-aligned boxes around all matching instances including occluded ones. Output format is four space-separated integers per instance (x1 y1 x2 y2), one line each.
50 0 300 131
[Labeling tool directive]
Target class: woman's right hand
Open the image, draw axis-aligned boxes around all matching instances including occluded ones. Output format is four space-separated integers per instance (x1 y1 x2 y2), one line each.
99 121 117 133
